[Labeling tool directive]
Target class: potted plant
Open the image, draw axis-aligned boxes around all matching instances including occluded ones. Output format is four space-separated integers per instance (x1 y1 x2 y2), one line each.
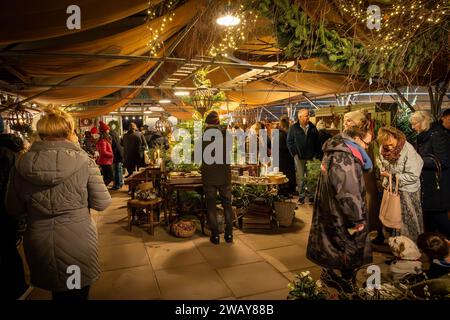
287 271 328 300
272 194 297 227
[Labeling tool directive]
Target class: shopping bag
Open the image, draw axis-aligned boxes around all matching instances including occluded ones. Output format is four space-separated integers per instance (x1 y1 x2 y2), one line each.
379 174 402 229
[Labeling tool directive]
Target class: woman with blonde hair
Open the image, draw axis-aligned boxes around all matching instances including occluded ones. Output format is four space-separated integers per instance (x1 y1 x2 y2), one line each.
410 110 450 237
378 126 424 241
6 106 111 300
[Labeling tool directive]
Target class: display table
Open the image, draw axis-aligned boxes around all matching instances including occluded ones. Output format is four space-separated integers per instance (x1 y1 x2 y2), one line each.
163 175 206 234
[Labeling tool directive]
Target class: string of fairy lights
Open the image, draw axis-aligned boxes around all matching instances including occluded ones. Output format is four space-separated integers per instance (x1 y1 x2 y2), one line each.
145 0 177 57
209 4 259 57
338 0 448 55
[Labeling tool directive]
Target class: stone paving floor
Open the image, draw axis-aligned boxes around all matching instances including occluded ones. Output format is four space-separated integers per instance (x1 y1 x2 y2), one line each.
25 187 391 300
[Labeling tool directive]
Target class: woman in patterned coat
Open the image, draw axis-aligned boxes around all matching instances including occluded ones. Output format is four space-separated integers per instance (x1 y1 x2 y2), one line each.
307 124 373 293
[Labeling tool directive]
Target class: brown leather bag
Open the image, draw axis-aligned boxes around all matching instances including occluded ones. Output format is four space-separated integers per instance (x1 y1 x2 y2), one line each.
379 174 402 230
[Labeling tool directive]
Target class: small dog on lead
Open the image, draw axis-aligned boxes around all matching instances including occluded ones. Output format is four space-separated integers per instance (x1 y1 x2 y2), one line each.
388 236 423 281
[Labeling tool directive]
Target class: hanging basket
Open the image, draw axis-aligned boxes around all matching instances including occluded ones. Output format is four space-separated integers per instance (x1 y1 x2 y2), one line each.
274 201 296 227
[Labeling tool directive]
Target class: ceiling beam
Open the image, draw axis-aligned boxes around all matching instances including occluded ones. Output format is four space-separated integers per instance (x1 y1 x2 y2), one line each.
0 51 289 72
25 83 304 93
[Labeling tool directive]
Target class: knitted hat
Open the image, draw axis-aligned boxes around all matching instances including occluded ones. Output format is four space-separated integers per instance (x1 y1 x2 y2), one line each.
0 115 4 133
205 111 220 125
99 121 110 132
90 127 98 135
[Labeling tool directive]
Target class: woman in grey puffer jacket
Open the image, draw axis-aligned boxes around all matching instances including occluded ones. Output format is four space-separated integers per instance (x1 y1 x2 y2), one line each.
6 107 111 300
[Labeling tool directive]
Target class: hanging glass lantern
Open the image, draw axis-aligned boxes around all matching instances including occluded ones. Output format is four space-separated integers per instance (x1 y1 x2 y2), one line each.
6 103 33 132
233 100 257 126
191 85 214 117
155 117 172 135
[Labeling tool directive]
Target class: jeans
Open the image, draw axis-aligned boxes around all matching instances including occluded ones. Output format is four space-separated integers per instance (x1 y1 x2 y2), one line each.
204 184 233 237
112 162 124 188
294 155 311 200
100 164 114 187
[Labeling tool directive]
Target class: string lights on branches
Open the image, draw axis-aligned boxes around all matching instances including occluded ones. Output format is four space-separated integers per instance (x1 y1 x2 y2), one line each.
146 0 177 57
209 4 259 57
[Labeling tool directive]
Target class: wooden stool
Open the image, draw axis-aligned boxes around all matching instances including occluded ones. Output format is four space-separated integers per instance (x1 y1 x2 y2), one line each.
127 198 163 235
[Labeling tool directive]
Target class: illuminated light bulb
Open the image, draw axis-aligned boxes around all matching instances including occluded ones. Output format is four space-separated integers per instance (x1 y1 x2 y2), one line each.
216 15 241 27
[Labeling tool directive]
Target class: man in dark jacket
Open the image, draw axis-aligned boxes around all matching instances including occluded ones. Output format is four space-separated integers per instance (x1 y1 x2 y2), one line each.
122 122 146 177
0 115 28 299
287 109 321 204
201 111 233 245
441 109 450 135
109 128 124 190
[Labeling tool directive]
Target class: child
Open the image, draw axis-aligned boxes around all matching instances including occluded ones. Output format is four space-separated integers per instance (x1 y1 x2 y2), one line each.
417 232 450 279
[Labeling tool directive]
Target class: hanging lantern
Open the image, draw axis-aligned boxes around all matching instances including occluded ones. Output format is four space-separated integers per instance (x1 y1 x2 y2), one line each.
191 85 214 117
233 100 257 126
155 117 172 135
6 103 33 132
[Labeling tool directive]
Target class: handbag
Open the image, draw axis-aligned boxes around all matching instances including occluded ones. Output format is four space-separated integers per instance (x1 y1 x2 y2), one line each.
379 174 402 230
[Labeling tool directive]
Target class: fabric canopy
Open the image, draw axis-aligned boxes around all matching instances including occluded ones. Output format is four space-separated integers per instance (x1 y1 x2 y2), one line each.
70 89 141 118
0 0 161 45
6 0 199 77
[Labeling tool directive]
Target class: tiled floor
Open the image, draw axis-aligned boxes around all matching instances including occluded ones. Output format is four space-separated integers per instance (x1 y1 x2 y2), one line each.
25 188 391 300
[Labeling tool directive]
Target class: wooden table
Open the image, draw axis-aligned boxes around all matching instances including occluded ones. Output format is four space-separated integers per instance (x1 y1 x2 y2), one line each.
163 177 206 234
124 166 164 198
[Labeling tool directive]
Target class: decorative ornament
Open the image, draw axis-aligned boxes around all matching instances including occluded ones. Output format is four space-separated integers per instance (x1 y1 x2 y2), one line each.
192 85 214 117
155 116 172 135
80 118 93 126
6 102 33 133
107 119 120 132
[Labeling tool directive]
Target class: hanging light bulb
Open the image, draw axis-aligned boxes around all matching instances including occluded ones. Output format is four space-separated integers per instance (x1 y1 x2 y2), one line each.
216 1 240 27
216 14 240 27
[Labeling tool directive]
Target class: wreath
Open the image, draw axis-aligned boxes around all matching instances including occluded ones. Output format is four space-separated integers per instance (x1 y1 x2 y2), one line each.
108 119 120 133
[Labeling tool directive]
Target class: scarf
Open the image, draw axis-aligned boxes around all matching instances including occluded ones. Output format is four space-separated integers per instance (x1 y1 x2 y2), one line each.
343 139 373 171
380 136 406 163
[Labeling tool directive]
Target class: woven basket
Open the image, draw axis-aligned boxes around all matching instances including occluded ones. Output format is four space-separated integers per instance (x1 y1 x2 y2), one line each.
171 220 196 238
274 201 296 227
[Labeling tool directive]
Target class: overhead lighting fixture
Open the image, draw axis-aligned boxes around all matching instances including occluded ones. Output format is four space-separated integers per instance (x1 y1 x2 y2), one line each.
216 14 240 27
173 73 189 77
144 110 153 114
180 66 197 70
167 78 180 81
174 91 190 97
159 99 171 104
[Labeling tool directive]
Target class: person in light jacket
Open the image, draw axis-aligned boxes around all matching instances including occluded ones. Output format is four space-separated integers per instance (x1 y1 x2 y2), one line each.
6 106 111 300
378 126 424 242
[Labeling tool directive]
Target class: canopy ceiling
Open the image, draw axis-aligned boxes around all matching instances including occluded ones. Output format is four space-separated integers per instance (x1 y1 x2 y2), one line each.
1 0 441 120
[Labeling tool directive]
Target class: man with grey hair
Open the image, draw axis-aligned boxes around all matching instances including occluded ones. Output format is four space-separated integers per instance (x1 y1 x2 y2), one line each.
287 109 321 204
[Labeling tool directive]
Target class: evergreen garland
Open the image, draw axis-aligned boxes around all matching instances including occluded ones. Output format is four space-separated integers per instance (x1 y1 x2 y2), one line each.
250 0 449 80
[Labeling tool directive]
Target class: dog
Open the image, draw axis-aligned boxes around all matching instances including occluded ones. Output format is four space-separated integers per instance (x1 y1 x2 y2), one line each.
388 236 423 281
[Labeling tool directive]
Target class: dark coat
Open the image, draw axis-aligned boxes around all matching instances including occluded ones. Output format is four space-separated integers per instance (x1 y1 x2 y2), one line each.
278 129 296 192
317 129 332 160
109 130 123 163
122 129 146 169
0 134 24 244
201 125 231 186
287 121 321 160
416 122 450 212
307 134 372 270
